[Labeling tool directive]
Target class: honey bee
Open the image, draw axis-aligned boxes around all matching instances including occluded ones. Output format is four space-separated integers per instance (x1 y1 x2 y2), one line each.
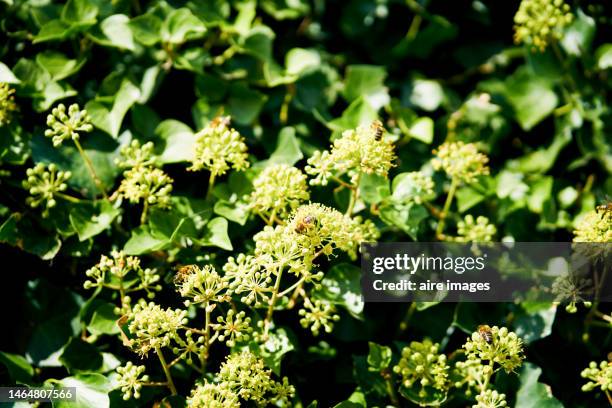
211 115 231 128
595 197 612 220
295 215 315 234
477 324 493 344
370 120 384 141
174 265 197 285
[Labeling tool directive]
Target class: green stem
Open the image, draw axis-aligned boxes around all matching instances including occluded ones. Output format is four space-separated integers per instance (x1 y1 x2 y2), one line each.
384 374 400 407
397 302 417 333
73 139 108 200
155 346 177 395
264 266 284 338
346 173 361 216
140 199 149 225
206 173 216 199
436 176 459 239
56 192 82 203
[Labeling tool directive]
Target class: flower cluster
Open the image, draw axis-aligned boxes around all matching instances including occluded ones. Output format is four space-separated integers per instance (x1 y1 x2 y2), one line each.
116 362 149 400
432 141 490 184
581 361 612 394
573 210 612 243
216 351 295 405
473 389 507 408
45 103 93 146
112 140 173 221
248 164 310 220
551 272 592 313
125 301 188 355
393 339 450 397
453 215 497 242
174 265 231 307
188 382 240 408
224 254 273 307
299 299 340 336
117 140 156 169
0 83 17 126
514 0 573 52
213 309 252 347
284 203 379 260
22 163 71 217
188 116 249 177
306 121 396 186
463 326 524 373
84 251 161 312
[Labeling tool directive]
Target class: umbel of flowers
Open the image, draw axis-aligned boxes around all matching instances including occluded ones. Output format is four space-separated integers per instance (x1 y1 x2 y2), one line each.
0 82 17 126
111 140 173 224
513 0 574 52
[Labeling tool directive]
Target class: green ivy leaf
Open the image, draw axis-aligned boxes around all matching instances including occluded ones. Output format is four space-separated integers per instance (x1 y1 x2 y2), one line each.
503 68 558 131
87 302 121 336
0 61 20 83
514 303 557 344
0 351 34 384
128 14 163 45
86 80 141 138
366 342 392 371
61 0 98 24
312 264 364 319
359 173 390 205
88 14 136 51
69 201 120 241
595 44 612 70
53 373 112 408
59 337 104 373
255 127 303 167
561 9 595 57
154 119 195 164
343 65 389 110
378 201 428 240
249 327 295 375
36 51 85 81
198 217 232 250
161 8 206 44
516 363 563 408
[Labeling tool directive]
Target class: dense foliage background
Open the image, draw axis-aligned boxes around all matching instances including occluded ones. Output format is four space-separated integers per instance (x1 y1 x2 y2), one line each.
0 0 611 407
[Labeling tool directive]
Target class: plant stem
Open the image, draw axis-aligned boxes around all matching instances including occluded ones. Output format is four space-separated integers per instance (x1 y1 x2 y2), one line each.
397 302 417 333
140 199 149 225
384 374 400 407
264 266 284 338
346 173 361 216
73 139 108 200
206 173 216 199
605 390 612 407
436 176 459 239
155 346 177 395
56 192 82 203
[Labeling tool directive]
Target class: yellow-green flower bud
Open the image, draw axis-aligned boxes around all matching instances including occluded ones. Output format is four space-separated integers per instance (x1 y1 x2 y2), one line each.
581 360 612 393
514 0 573 52
306 120 396 186
0 83 17 126
22 163 71 217
463 326 524 373
452 215 497 242
189 116 249 177
298 299 340 336
432 141 490 184
473 389 508 408
393 339 450 393
116 362 149 400
44 103 93 146
174 264 231 306
249 164 310 220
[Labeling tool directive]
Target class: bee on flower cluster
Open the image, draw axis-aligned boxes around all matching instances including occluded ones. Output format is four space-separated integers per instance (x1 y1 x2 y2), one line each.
294 215 315 234
477 324 493 344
